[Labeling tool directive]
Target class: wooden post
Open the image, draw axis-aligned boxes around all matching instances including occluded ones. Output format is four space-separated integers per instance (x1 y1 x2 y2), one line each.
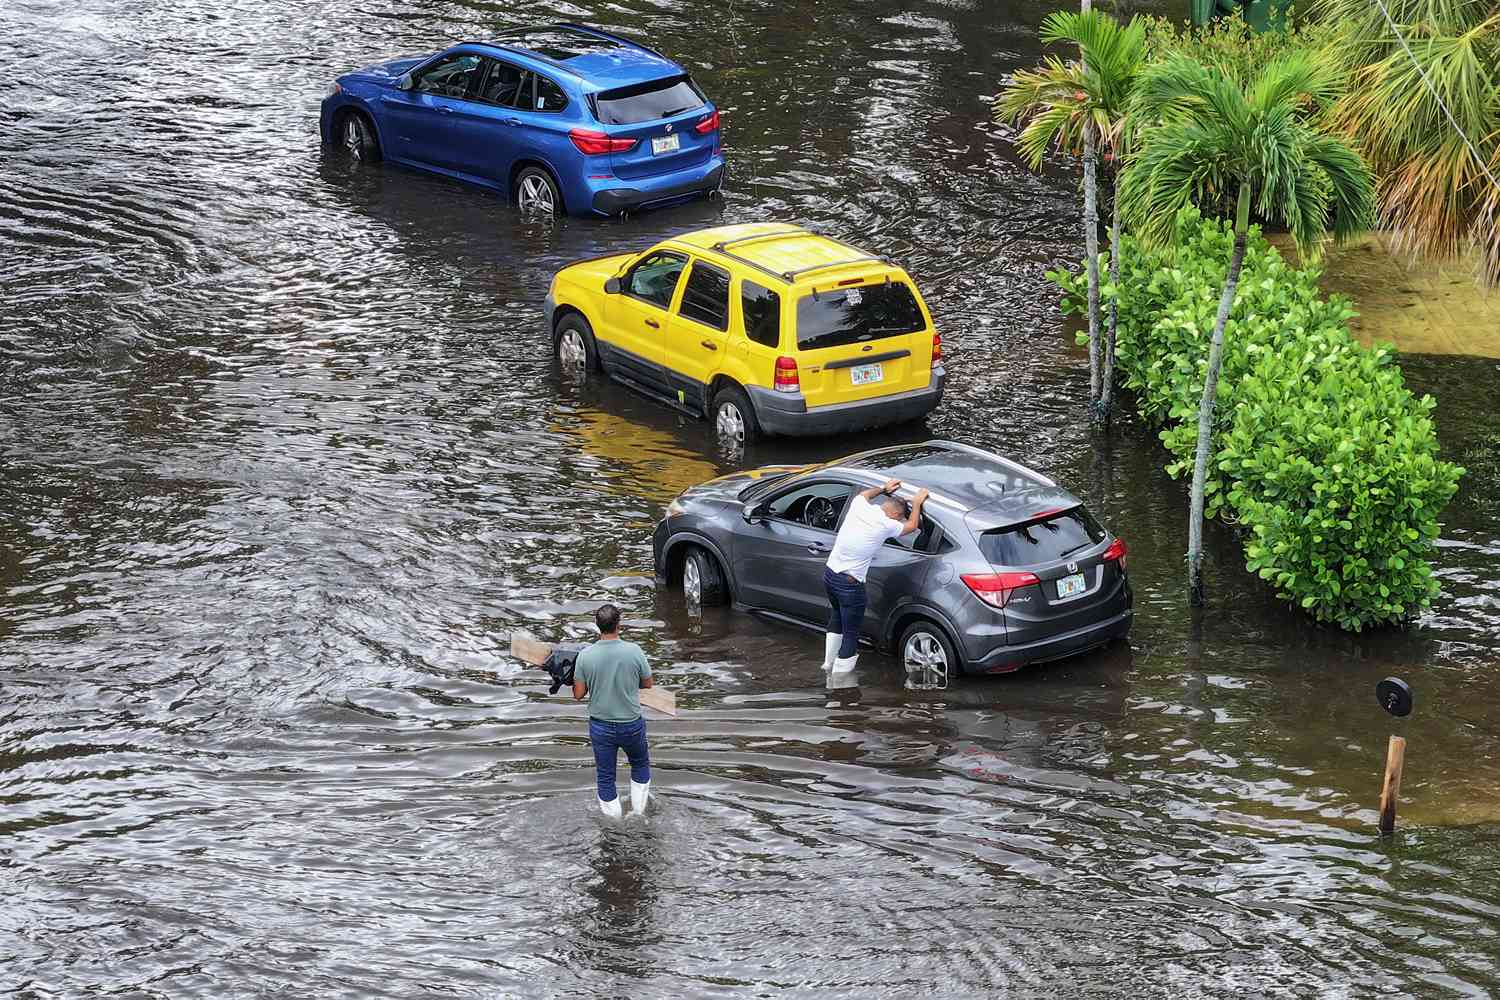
1378 735 1406 835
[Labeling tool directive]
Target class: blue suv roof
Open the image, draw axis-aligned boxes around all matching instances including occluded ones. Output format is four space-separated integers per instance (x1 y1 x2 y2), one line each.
490 24 683 90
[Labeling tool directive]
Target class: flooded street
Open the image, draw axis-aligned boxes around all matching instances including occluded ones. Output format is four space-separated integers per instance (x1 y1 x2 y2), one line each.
3 0 1499 995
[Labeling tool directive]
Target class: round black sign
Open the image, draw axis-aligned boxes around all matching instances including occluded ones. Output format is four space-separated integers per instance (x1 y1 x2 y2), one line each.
1377 677 1413 718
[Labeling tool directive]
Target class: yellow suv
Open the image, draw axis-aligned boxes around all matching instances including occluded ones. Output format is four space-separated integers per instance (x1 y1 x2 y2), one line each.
543 223 945 439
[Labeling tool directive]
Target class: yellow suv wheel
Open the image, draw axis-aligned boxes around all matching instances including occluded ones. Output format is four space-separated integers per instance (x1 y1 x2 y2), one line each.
711 385 760 444
555 315 599 375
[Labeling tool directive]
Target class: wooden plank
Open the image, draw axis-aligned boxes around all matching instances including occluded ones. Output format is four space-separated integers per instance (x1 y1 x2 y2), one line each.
640 686 677 717
509 631 677 717
509 632 554 667
1379 735 1406 835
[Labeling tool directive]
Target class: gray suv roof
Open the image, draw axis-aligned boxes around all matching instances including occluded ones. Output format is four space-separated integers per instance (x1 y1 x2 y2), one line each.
819 440 1058 514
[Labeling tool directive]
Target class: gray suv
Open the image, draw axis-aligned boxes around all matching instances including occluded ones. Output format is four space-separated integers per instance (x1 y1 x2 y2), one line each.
652 441 1132 682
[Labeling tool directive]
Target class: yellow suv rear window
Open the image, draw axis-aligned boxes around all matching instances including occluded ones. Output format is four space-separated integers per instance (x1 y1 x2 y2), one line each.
795 282 924 350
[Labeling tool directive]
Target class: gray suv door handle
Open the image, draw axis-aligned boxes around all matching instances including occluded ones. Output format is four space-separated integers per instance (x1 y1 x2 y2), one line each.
807 543 828 554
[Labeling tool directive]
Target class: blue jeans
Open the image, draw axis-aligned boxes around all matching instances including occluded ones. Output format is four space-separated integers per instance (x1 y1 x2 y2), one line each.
824 566 867 658
589 717 650 802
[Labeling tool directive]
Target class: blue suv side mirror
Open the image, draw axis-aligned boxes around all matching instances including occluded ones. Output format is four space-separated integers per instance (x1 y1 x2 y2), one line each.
395 73 414 91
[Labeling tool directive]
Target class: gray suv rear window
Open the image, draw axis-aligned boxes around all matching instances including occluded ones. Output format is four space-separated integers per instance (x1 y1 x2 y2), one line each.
796 282 924 351
980 508 1104 567
595 76 705 124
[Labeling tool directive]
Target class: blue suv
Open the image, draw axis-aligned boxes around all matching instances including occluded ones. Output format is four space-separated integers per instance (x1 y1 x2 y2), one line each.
320 24 725 218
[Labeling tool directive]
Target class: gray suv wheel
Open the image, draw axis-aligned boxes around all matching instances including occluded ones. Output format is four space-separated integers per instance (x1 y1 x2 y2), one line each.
900 621 957 688
683 546 727 607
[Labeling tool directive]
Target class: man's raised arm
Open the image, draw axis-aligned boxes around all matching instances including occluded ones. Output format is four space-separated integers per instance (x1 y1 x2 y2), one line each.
861 478 902 501
900 488 930 536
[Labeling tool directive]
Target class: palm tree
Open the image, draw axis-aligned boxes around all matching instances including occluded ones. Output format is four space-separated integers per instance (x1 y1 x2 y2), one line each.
1315 0 1500 284
996 10 1148 421
1119 52 1375 606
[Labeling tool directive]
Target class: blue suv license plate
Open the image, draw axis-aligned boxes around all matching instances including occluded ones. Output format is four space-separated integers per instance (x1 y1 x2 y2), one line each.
651 134 681 155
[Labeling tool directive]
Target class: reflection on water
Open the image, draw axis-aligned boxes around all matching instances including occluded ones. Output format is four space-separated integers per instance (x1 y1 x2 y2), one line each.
2 0 1499 996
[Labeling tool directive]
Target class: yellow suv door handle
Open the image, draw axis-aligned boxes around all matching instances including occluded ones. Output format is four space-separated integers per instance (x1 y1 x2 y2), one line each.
700 340 717 351
645 318 660 329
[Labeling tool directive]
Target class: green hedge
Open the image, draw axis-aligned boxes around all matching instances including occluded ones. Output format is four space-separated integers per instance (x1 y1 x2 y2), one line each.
1051 208 1463 630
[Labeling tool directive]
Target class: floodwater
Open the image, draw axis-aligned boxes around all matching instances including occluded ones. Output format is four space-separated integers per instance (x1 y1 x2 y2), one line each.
2 0 1498 996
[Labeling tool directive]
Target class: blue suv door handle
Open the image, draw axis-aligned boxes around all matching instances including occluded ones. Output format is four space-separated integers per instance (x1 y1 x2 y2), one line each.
505 117 523 127
438 106 452 114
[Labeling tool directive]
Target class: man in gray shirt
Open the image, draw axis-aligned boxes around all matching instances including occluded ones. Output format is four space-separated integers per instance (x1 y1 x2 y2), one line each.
572 603 654 819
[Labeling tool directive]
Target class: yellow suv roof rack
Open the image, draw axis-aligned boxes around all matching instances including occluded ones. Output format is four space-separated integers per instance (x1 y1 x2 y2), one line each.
708 226 892 285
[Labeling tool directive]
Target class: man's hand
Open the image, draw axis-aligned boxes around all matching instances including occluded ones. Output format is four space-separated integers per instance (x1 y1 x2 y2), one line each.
882 478 902 494
912 488 929 506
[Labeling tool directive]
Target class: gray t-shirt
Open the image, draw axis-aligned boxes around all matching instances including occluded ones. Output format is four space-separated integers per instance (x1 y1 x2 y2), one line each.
575 638 652 722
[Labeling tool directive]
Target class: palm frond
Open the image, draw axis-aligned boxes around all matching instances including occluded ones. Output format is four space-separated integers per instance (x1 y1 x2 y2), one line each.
1319 4 1500 280
1120 121 1238 247
1249 50 1344 113
1300 131 1378 243
1121 48 1378 257
997 10 1149 169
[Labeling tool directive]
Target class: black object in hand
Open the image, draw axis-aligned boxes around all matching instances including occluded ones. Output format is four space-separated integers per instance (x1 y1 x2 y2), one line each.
542 645 585 694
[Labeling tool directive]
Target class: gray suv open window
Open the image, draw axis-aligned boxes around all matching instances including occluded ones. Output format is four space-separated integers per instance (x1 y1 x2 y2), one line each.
767 481 850 532
887 515 941 552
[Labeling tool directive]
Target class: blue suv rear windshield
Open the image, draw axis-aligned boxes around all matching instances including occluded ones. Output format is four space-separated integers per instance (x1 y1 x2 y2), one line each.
594 76 705 125
980 509 1104 567
796 282 924 351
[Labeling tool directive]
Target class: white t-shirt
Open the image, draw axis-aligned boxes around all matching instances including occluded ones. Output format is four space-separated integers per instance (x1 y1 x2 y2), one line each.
826 495 905 582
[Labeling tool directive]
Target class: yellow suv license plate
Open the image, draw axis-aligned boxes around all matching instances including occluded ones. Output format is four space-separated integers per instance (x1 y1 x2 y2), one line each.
651 134 681 155
849 362 884 386
1056 572 1086 598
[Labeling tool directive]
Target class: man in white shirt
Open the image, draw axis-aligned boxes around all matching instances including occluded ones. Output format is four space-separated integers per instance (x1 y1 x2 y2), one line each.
822 478 929 672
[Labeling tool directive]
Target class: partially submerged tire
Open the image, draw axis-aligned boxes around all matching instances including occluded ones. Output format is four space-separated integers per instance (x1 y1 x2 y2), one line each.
515 166 562 217
682 546 727 607
900 620 958 688
554 315 599 374
711 385 760 445
339 111 380 161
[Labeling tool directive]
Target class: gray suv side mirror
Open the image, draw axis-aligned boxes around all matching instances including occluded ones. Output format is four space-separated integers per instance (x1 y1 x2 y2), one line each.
741 502 765 524
603 277 621 294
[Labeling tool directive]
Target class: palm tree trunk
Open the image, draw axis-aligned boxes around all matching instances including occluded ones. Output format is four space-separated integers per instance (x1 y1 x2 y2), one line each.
1099 172 1121 422
1187 183 1250 606
1082 121 1101 410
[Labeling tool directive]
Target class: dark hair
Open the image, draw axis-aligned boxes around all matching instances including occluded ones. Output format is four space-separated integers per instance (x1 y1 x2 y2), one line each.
595 603 622 635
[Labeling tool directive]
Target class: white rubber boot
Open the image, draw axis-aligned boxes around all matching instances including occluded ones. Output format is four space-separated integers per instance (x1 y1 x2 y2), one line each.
629 780 650 816
821 633 841 671
831 654 859 673
598 796 623 820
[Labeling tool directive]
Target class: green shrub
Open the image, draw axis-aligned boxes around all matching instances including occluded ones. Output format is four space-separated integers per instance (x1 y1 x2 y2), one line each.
1140 11 1342 88
1051 208 1463 629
